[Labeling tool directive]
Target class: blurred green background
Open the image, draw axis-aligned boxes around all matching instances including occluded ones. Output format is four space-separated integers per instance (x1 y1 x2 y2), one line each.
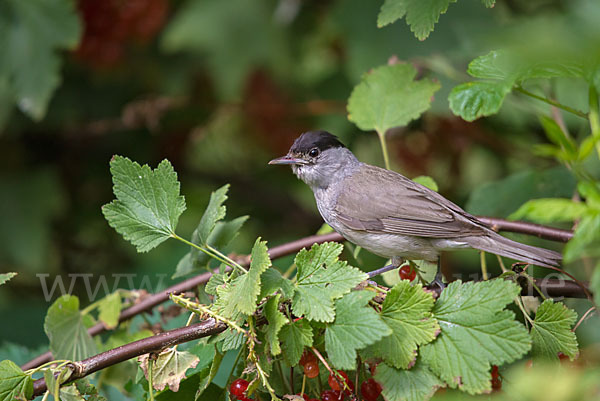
0 0 598 353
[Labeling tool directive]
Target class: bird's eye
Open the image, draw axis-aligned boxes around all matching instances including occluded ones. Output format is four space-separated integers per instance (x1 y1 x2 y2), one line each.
308 148 320 158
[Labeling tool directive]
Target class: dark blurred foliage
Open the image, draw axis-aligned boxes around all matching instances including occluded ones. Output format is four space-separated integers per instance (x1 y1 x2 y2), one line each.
0 0 597 346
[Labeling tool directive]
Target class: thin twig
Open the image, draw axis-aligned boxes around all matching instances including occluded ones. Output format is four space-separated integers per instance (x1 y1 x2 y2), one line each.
573 306 597 332
515 86 588 119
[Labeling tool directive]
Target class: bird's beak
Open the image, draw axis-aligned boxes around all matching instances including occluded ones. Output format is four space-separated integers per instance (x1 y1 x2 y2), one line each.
268 155 308 165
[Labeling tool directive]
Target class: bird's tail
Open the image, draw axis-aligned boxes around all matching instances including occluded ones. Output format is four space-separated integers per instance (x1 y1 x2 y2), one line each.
467 231 562 268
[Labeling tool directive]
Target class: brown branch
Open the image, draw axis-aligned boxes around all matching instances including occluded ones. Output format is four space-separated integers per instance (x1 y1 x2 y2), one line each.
21 218 573 370
476 216 573 242
32 319 227 397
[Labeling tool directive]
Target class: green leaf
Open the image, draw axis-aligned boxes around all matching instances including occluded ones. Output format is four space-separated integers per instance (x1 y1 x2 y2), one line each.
280 319 313 366
325 291 392 370
376 0 456 40
0 0 81 120
0 359 33 401
205 272 228 296
375 361 441 401
539 116 577 156
578 181 600 209
563 213 600 262
531 300 578 360
139 348 199 392
509 198 589 223
347 64 440 134
197 185 229 245
102 157 186 253
264 294 289 356
292 243 367 322
450 50 585 121
0 272 16 286
364 281 439 369
448 81 511 122
215 238 271 317
412 176 438 192
196 347 223 399
98 292 122 330
420 280 531 394
44 295 97 361
258 268 295 300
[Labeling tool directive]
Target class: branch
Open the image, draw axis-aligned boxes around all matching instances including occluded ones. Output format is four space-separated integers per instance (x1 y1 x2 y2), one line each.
21 219 571 370
421 277 589 299
476 216 573 242
31 319 227 397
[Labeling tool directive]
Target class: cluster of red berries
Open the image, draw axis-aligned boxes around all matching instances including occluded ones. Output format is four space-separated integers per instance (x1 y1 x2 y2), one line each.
298 351 382 401
231 352 384 400
75 0 168 67
229 378 252 401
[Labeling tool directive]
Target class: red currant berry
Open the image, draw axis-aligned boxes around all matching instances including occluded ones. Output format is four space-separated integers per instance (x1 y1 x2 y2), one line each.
398 264 416 281
361 378 382 401
300 350 317 366
328 370 354 394
321 389 341 401
297 394 309 401
304 360 320 378
490 365 501 391
229 378 249 398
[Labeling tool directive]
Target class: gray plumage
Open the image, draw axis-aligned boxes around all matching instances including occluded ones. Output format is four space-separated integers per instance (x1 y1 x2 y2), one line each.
269 131 562 268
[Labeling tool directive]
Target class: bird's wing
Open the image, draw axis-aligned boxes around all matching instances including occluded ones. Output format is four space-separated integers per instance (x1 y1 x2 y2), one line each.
333 164 486 238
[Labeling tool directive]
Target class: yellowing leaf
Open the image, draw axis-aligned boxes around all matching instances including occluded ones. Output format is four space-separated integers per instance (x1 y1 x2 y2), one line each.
139 348 199 392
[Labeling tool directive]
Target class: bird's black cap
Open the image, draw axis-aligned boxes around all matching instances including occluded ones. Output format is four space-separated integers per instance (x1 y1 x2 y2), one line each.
290 131 345 154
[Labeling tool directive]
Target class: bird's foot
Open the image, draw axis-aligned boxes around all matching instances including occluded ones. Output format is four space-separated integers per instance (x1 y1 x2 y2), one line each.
429 271 446 293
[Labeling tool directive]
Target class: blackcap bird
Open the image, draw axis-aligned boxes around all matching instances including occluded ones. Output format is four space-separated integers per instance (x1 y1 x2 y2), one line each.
269 131 561 283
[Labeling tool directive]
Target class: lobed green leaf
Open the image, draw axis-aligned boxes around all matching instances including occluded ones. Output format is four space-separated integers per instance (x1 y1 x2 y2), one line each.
292 243 367 322
531 300 578 360
375 361 441 401
325 291 392 370
420 280 531 394
280 319 313 367
348 64 440 134
102 157 186 253
215 238 271 317
364 281 439 369
448 81 511 122
44 295 97 361
0 360 33 401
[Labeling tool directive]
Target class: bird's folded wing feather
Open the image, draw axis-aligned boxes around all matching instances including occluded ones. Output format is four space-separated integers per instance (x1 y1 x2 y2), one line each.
334 165 485 238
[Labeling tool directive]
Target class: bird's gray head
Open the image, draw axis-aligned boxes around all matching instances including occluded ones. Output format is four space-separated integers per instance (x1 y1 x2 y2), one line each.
269 131 360 189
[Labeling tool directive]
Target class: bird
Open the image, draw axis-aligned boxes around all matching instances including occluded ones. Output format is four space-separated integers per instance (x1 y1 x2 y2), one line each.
269 130 562 285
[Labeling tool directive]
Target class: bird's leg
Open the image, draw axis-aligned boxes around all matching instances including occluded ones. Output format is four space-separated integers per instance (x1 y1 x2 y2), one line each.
367 257 404 279
429 257 446 291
